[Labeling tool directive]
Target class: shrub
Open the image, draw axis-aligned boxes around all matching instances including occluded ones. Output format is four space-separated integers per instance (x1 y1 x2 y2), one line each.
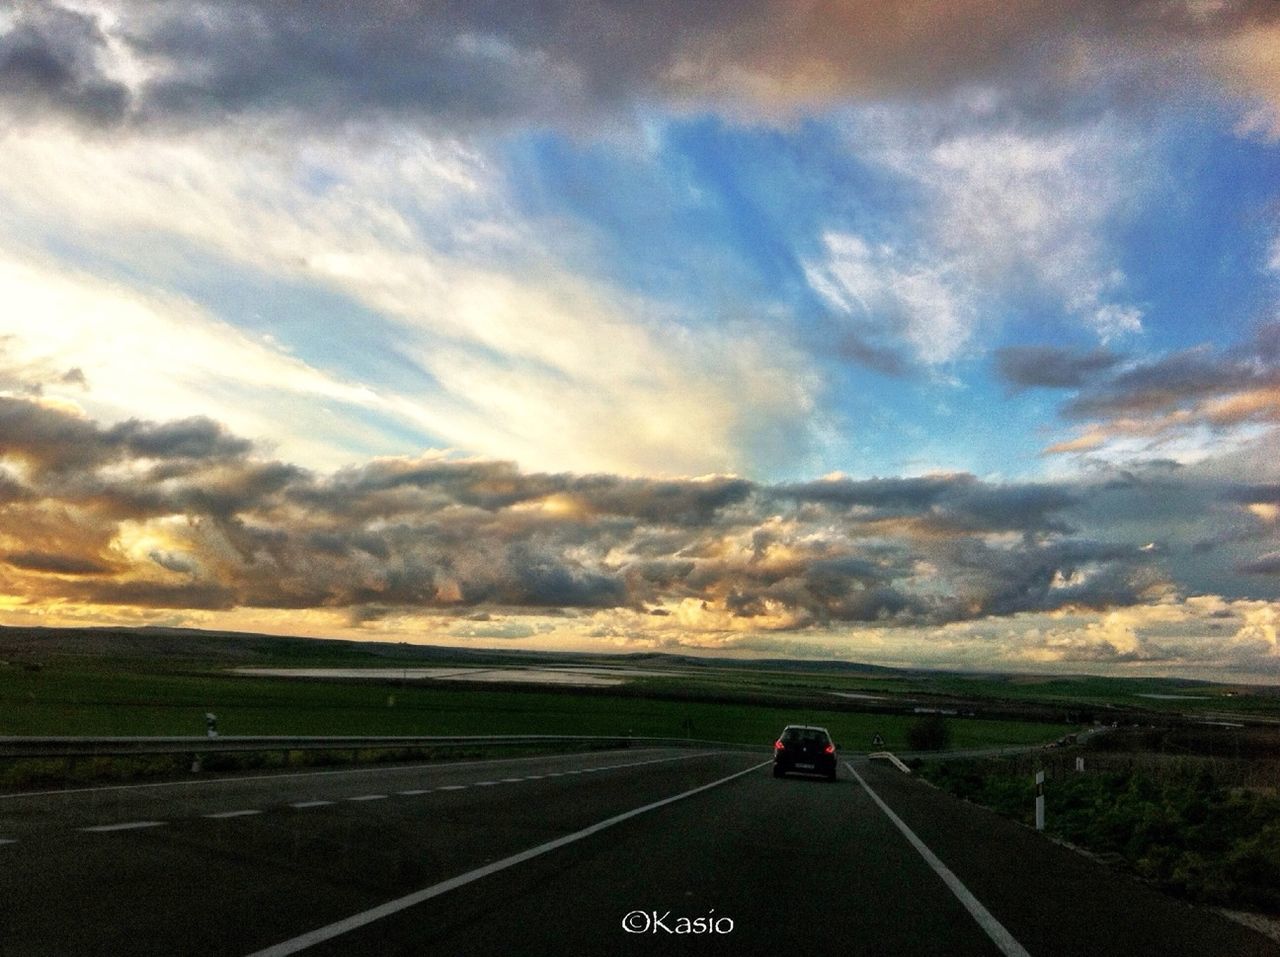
906 714 952 751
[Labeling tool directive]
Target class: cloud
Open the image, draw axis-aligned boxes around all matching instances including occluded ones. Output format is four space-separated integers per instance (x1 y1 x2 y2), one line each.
1239 552 1280 576
805 118 1145 367
0 122 823 478
5 1 1279 130
0 2 129 125
805 232 976 365
0 394 1209 626
0 391 1272 674
1035 324 1280 461
995 345 1122 390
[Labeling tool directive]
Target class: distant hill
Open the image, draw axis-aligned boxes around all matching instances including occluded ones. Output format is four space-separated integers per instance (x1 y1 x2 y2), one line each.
0 623 909 677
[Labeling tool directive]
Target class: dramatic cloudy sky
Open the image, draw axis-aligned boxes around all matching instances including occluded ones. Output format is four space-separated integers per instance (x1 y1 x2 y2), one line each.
1 0 1279 679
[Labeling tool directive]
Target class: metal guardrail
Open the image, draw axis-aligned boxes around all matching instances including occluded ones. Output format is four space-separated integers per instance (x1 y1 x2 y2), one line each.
0 734 767 759
869 751 913 773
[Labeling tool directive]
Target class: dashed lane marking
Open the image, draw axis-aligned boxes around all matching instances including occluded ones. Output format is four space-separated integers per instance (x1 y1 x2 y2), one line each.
245 760 769 957
203 810 263 819
81 821 165 833
1 748 682 800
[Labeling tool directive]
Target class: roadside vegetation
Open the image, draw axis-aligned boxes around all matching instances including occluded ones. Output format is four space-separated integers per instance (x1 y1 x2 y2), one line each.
0 661 1066 745
0 660 1068 789
919 727 1280 915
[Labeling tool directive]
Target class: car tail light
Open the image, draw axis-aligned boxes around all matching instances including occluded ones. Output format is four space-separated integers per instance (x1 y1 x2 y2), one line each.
774 739 785 750
824 743 835 754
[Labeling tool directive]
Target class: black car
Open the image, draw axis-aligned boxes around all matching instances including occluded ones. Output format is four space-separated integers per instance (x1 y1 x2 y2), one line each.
773 725 838 781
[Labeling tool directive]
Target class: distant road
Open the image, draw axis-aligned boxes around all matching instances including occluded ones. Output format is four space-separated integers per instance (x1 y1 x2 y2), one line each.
1 749 1274 956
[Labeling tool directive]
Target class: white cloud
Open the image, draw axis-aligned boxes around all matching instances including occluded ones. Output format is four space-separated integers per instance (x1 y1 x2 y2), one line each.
805 232 975 364
808 115 1145 365
0 252 391 468
0 121 822 477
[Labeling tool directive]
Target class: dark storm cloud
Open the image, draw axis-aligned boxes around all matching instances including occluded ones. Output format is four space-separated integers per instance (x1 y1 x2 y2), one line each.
1223 484 1280 507
0 397 252 476
8 1 1280 128
1238 553 1280 576
4 394 1264 625
4 550 113 575
1026 324 1280 454
1062 344 1276 420
773 474 1078 534
0 3 129 125
994 346 1122 391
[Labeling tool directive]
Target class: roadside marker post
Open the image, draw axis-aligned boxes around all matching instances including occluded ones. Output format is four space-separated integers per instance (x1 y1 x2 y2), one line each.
1075 757 1084 773
1034 771 1045 831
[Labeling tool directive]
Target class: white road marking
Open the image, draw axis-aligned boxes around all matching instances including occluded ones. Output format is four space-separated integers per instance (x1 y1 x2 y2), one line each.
474 781 498 787
204 809 262 819
81 821 165 833
437 785 466 791
347 795 387 802
1 747 681 800
499 777 523 783
523 775 543 780
0 838 16 845
845 762 1031 957
245 759 769 957
397 789 430 796
291 801 332 809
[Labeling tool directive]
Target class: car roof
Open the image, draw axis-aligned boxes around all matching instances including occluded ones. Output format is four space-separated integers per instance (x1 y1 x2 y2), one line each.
782 724 830 733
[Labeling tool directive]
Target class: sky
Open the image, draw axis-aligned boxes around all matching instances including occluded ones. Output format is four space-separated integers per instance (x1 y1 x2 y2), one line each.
0 0 1278 680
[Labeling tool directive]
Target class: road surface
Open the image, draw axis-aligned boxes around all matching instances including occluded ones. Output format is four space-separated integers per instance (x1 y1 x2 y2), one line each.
1 748 1274 956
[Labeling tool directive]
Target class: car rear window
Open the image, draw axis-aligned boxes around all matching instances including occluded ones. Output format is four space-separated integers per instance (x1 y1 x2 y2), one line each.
782 728 829 744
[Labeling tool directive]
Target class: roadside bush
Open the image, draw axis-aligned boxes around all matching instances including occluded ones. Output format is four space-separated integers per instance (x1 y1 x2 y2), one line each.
919 755 1280 916
906 714 952 751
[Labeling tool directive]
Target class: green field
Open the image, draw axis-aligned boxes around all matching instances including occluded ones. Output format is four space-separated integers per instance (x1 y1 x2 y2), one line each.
0 663 1068 751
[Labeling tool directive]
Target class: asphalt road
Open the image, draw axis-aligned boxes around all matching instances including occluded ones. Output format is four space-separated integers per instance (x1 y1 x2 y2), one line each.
1 748 1275 956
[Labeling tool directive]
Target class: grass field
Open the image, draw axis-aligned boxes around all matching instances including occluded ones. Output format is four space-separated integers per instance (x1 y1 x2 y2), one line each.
0 662 1069 751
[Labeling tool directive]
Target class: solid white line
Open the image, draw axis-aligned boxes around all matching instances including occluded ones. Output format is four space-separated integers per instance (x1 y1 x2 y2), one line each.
81 821 165 833
245 759 768 957
845 762 1031 957
204 809 262 819
291 801 332 809
347 794 387 802
1 747 681 800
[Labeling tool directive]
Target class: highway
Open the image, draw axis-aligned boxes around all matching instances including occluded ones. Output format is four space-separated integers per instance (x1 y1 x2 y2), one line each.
1 748 1275 956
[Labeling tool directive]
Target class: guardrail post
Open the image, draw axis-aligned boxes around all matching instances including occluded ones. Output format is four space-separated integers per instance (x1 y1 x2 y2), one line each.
1035 770 1045 830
